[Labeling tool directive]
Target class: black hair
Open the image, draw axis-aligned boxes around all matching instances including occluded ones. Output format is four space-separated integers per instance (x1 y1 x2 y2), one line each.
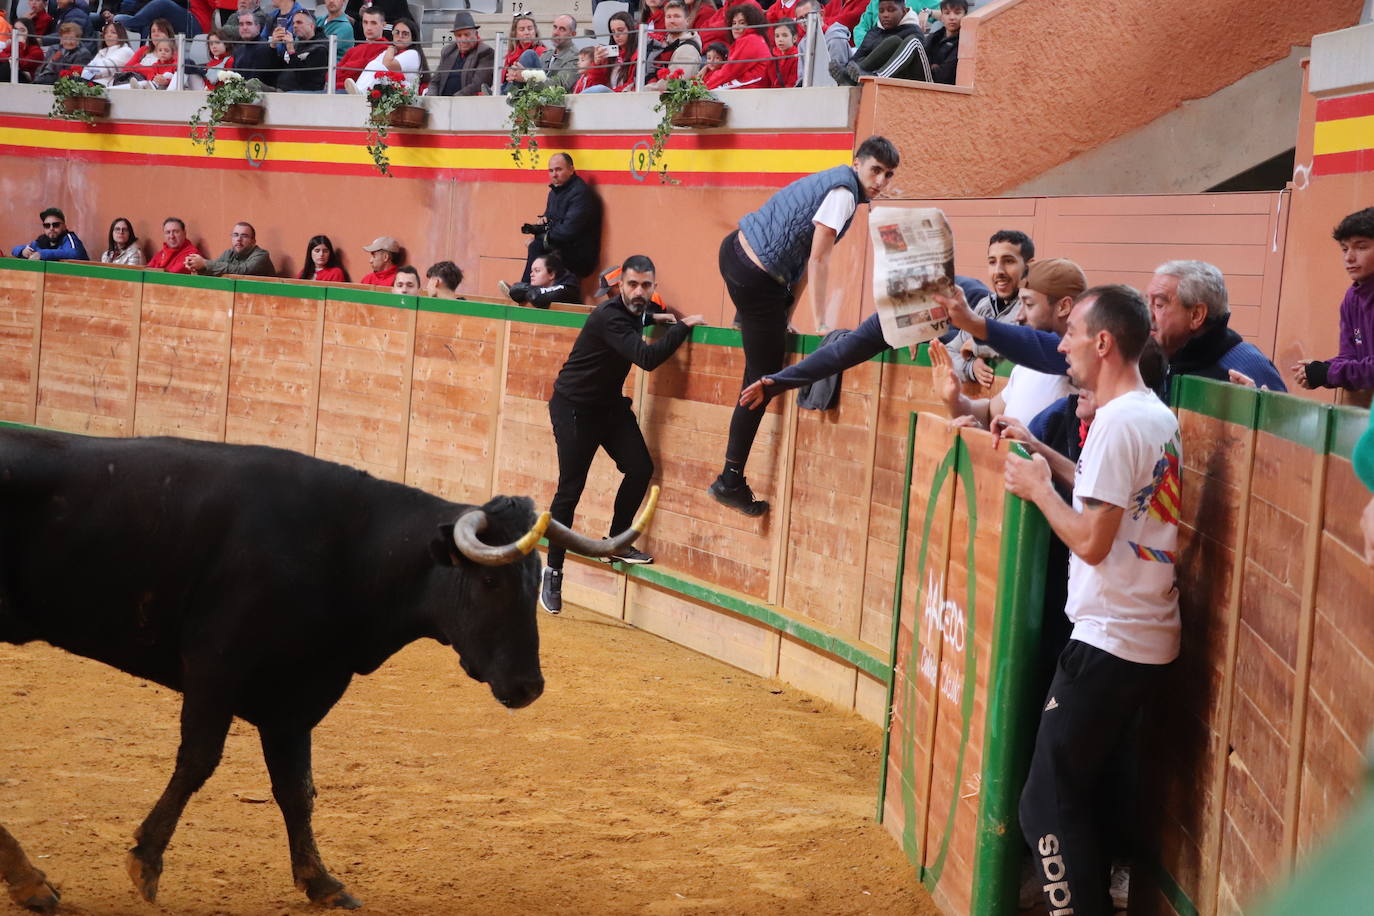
877 0 903 6
621 254 656 275
705 40 729 58
1333 207 1374 243
299 234 349 281
234 220 256 238
855 135 900 169
390 17 429 72
162 216 186 231
728 2 766 31
1138 336 1167 396
535 251 566 276
940 0 970 11
106 217 136 253
773 20 797 35
39 207 65 223
1080 284 1151 362
988 229 1034 262
608 11 639 57
425 260 464 290
394 265 421 284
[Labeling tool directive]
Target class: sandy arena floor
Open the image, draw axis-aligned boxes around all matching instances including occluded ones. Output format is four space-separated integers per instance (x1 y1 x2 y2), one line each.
1 602 936 915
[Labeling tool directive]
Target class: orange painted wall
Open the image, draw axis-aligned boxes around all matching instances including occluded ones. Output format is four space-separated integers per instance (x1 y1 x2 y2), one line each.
854 0 1364 198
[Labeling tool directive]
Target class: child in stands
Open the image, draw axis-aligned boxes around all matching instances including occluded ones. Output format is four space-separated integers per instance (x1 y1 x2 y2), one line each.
773 20 798 87
1291 206 1374 404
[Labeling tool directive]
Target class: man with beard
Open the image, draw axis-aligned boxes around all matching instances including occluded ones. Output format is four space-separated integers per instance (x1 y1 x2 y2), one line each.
951 229 1034 385
539 255 704 614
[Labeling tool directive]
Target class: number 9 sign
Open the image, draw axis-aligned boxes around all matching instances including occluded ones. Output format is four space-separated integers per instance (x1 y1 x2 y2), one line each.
629 140 650 182
245 133 268 169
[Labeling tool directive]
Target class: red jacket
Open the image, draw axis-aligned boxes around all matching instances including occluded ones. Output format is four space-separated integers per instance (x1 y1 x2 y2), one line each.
122 59 178 86
16 41 43 78
775 45 797 88
503 41 545 69
335 39 386 90
696 0 767 47
704 30 772 89
572 66 609 93
361 265 399 287
203 53 233 88
823 0 871 32
147 240 204 274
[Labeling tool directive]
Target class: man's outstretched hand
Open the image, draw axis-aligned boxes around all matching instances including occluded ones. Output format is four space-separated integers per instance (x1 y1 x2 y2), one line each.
933 283 986 338
740 376 774 410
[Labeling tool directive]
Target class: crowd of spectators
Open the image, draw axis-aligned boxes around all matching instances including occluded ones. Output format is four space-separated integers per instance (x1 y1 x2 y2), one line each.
0 0 968 91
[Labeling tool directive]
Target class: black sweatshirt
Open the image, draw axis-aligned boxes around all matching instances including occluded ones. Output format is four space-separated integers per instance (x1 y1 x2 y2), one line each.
552 296 692 406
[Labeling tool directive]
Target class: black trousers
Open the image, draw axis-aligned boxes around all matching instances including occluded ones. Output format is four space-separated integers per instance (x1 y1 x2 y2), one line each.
547 392 654 569
719 230 794 470
1020 639 1165 916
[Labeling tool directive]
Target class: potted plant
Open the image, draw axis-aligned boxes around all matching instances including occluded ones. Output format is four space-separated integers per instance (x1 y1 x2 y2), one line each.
648 69 725 182
189 72 265 156
365 71 425 176
50 68 109 124
505 70 568 167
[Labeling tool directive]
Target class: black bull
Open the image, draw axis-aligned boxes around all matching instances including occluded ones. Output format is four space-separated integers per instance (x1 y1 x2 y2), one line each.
0 427 653 911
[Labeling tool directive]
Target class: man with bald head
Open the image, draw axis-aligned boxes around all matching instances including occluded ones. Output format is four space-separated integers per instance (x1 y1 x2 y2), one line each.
513 152 602 285
538 14 580 89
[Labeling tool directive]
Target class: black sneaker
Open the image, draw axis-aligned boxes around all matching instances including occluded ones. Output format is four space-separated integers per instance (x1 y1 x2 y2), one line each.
843 61 863 85
709 475 769 517
827 58 848 84
608 546 653 565
539 568 562 614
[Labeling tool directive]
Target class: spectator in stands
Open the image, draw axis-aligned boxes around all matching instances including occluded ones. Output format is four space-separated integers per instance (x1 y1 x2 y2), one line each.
24 0 50 36
595 11 638 91
346 15 423 92
184 222 275 276
500 12 544 91
498 252 582 309
116 0 201 41
275 8 327 91
99 217 144 265
4 19 44 82
391 265 420 294
832 0 930 85
951 229 1034 384
648 0 702 87
641 0 666 39
539 254 706 613
701 40 728 78
924 0 964 84
828 0 909 81
425 260 463 298
1290 207 1374 402
515 152 602 283
772 20 798 87
199 26 233 86
852 0 939 50
767 0 804 34
49 0 86 35
359 236 401 286
334 5 383 92
571 44 607 93
33 21 91 84
111 35 178 88
298 234 348 281
233 10 275 84
314 0 352 58
704 4 772 90
342 0 405 43
260 0 303 51
146 217 202 273
711 135 900 516
425 10 492 97
81 20 132 84
537 14 579 90
11 207 88 261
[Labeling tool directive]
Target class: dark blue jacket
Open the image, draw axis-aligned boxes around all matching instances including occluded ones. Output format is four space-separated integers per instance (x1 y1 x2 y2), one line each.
11 231 88 261
739 165 866 286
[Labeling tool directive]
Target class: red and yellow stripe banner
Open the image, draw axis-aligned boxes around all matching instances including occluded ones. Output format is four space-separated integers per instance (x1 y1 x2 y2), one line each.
1313 91 1374 178
0 114 853 188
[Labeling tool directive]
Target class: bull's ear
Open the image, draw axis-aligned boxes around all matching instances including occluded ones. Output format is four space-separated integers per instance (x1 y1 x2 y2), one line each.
431 524 460 566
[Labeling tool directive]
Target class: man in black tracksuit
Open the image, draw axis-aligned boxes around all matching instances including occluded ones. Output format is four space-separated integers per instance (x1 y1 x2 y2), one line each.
539 255 705 614
519 152 602 284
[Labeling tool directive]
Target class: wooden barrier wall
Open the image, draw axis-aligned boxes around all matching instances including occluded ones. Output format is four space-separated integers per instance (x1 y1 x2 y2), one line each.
2 262 1372 915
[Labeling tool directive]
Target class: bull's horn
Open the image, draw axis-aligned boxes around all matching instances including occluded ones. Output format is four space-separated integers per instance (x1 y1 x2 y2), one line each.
545 486 659 558
451 510 551 567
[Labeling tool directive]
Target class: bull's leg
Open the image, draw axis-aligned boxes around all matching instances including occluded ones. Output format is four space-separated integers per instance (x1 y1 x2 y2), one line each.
0 824 59 913
260 728 360 909
126 697 232 903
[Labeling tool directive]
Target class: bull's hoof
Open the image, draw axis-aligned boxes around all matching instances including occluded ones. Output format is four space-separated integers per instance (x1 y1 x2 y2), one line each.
125 846 162 903
8 873 60 914
312 887 362 909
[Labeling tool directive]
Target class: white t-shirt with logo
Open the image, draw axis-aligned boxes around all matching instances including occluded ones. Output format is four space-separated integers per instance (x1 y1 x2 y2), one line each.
1065 389 1182 665
1000 366 1073 426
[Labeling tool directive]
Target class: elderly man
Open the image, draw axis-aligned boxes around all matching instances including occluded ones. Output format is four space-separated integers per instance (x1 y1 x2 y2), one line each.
360 236 401 286
146 217 202 273
426 10 493 97
314 0 353 58
333 6 385 90
184 222 275 277
514 152 601 284
275 9 328 91
12 207 87 262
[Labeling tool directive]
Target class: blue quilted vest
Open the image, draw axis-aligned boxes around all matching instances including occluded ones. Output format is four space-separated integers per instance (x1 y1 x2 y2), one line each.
738 165 867 286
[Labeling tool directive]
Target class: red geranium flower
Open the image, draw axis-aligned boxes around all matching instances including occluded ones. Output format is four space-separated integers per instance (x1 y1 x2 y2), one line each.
656 67 668 80
369 88 382 100
670 69 684 79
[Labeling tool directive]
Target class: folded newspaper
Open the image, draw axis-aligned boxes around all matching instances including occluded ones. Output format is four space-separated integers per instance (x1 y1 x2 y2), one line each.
869 207 955 349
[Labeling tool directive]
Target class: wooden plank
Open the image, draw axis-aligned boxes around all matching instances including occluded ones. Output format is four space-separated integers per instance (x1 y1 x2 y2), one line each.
623 578 780 679
35 272 141 436
133 281 230 441
225 290 324 454
0 266 43 423
776 635 858 712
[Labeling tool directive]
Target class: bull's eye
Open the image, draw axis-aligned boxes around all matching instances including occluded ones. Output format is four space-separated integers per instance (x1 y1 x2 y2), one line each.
481 574 498 589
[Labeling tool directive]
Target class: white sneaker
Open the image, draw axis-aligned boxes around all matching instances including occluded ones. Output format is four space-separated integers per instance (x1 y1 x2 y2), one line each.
344 78 358 94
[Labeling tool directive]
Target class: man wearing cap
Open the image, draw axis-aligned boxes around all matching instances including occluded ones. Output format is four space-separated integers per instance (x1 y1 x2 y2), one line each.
11 207 88 262
360 237 401 287
426 11 495 97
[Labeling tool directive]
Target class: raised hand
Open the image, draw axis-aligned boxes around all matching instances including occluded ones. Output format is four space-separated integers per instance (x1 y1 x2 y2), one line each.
928 340 962 410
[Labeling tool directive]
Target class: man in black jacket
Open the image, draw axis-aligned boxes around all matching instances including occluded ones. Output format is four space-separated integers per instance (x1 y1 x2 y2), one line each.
518 152 602 284
539 255 704 614
924 0 966 85
275 10 329 92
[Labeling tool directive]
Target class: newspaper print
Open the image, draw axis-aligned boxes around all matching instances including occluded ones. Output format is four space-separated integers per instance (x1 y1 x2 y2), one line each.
870 207 956 349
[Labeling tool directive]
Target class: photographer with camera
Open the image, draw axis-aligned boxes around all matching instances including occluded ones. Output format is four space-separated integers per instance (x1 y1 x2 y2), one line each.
515 152 602 285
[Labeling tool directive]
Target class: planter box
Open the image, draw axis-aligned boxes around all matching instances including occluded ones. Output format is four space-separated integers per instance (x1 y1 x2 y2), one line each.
534 105 568 129
61 96 109 118
670 100 727 128
223 103 264 125
387 105 427 129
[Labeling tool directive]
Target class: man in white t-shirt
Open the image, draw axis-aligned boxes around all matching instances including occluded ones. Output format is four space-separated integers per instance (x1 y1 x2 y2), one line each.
1004 283 1181 916
932 258 1086 430
710 135 901 517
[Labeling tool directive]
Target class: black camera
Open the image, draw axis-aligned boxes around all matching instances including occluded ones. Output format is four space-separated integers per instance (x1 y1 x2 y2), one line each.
520 222 544 236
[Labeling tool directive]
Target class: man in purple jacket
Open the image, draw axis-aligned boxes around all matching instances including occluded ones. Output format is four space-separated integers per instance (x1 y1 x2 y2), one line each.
1292 207 1374 403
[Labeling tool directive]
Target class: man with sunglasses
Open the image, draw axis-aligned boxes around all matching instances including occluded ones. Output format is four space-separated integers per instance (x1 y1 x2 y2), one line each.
12 208 88 262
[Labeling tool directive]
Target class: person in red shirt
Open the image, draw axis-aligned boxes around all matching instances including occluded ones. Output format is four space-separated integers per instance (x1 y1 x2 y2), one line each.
359 236 401 286
571 45 609 92
24 0 51 36
7 18 45 81
705 3 773 89
298 234 350 282
772 20 798 87
334 6 387 91
146 217 203 273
